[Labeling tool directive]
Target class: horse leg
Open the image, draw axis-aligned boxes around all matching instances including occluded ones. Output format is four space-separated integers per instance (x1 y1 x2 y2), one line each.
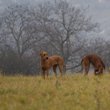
53 65 57 77
46 69 49 78
58 64 63 77
82 60 90 75
42 70 45 79
84 66 89 75
83 62 90 75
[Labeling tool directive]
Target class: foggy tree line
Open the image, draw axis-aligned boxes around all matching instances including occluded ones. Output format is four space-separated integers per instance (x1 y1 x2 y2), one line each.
0 0 109 75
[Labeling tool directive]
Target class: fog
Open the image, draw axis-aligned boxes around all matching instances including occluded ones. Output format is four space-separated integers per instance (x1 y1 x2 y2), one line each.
0 0 110 39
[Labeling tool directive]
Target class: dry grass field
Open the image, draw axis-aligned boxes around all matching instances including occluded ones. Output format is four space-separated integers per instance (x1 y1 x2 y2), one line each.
0 74 110 110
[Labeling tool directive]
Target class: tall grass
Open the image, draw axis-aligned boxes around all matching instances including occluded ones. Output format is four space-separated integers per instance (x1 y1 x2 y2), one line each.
0 74 110 110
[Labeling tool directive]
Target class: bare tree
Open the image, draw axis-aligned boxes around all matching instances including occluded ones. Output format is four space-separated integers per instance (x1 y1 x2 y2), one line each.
35 0 98 66
0 4 45 74
1 4 43 59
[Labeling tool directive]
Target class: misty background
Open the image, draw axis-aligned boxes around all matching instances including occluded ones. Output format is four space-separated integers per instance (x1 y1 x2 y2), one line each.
0 0 110 75
0 0 110 39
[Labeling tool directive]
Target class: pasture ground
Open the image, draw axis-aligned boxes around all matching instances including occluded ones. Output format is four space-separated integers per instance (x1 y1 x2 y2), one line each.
0 73 110 110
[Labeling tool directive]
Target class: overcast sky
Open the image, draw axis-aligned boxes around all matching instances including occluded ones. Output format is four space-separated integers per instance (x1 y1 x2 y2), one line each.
72 0 110 40
0 0 110 39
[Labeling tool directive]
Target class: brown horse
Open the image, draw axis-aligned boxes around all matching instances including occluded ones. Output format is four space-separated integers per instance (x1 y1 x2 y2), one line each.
40 51 64 79
81 54 105 75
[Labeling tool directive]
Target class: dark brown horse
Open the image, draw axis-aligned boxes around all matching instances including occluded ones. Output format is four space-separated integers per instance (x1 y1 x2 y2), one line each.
81 54 105 75
40 51 64 79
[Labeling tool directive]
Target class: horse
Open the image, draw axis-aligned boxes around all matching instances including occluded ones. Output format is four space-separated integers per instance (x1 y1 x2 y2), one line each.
81 54 105 75
39 51 65 79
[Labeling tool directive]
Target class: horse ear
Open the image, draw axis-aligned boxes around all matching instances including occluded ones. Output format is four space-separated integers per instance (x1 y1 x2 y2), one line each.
43 51 48 55
45 52 48 55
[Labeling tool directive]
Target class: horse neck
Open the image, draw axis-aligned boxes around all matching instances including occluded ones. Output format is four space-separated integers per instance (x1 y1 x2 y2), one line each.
40 58 48 65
